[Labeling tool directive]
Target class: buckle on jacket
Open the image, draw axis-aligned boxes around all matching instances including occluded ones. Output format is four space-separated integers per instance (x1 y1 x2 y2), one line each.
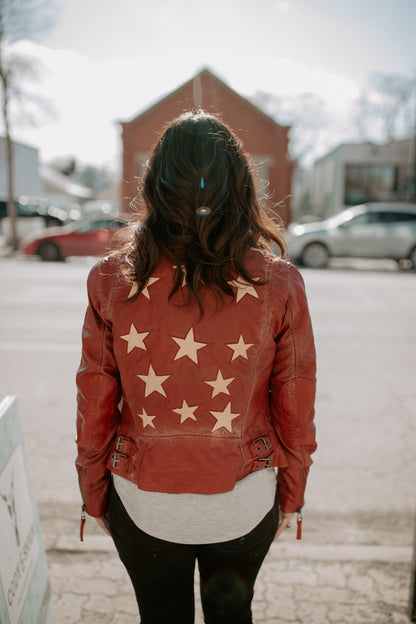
252 437 270 456
114 435 137 457
253 456 273 470
116 435 131 451
111 451 127 468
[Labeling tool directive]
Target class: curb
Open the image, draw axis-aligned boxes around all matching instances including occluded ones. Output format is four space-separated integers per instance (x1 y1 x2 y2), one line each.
50 533 413 563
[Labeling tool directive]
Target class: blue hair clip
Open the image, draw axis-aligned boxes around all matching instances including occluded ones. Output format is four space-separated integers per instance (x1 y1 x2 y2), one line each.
200 177 205 189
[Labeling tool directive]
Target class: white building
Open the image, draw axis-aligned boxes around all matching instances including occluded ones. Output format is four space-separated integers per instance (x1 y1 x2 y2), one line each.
307 138 415 219
0 137 41 201
40 165 92 212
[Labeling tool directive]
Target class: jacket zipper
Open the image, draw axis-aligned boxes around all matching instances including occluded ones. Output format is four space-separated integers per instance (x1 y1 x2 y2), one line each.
80 504 86 542
296 508 302 540
296 467 306 540
79 467 86 542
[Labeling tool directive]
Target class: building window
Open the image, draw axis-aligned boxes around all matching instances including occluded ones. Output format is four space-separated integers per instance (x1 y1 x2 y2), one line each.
344 164 398 206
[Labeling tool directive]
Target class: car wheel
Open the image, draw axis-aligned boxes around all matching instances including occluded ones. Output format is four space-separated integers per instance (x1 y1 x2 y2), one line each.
37 241 62 261
301 243 329 268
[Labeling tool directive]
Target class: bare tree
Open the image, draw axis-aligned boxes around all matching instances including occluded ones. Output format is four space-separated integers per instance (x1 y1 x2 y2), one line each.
0 0 57 250
251 91 329 167
370 72 414 141
352 90 377 143
353 71 416 143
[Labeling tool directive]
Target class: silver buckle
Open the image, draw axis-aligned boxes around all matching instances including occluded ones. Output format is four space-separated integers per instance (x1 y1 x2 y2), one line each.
111 452 127 468
255 456 272 470
253 437 269 455
115 435 130 451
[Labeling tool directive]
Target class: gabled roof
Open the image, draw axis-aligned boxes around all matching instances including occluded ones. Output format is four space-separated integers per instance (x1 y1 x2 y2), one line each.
0 136 39 152
120 68 288 131
40 165 93 200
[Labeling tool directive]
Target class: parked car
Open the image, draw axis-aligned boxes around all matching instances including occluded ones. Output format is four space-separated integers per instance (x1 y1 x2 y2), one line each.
0 199 69 226
0 198 72 243
285 203 416 268
19 216 128 261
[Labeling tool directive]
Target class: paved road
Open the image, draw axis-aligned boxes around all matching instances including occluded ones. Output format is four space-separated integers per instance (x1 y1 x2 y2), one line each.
1 256 414 538
0 256 415 622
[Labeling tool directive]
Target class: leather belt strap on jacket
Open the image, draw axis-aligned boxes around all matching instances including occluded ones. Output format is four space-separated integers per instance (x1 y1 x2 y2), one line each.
247 436 274 471
110 435 137 472
109 435 274 473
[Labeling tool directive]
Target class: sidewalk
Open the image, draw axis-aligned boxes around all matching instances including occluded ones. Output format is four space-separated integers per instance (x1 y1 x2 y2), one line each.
43 526 413 624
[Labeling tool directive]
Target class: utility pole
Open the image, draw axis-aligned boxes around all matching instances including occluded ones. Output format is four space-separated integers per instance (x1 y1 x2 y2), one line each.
0 18 18 251
3 96 18 250
412 122 416 203
412 84 416 203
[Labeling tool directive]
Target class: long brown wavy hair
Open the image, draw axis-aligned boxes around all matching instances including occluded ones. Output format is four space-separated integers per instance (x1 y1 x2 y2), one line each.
119 110 287 312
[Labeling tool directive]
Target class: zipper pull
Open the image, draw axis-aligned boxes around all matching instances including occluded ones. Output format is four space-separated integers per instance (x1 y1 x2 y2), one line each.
296 508 302 540
80 504 86 542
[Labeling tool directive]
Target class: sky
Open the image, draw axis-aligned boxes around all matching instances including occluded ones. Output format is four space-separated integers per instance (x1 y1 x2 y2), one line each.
5 0 416 170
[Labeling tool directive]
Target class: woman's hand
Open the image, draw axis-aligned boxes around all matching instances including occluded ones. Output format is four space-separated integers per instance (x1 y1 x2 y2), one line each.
95 516 111 536
275 509 294 539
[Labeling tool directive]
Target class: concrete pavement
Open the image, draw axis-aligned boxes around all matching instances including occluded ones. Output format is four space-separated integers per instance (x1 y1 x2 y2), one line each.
44 521 413 624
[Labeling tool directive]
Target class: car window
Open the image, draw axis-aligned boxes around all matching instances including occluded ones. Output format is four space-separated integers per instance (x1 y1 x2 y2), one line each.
16 203 35 216
77 219 121 233
342 212 371 227
374 211 416 223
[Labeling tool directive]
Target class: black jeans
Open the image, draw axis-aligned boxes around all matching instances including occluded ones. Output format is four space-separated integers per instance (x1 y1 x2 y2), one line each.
107 483 279 624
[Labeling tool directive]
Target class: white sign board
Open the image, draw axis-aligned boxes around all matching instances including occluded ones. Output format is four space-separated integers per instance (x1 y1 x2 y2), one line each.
0 396 52 624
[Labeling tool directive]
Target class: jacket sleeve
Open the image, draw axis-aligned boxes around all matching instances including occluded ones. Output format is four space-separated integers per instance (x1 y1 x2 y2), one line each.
269 262 317 513
75 264 121 517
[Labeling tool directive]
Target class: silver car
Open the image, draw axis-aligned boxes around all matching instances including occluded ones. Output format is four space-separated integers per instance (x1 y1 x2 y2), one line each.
285 203 416 268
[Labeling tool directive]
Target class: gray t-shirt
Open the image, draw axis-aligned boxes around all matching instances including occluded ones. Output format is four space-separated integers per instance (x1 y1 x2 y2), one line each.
113 468 277 544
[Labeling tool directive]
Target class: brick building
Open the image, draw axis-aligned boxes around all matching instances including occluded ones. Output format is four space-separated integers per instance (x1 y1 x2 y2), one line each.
119 69 294 223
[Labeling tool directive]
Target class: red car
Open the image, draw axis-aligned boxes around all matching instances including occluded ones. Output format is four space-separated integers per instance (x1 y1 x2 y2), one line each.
19 216 128 261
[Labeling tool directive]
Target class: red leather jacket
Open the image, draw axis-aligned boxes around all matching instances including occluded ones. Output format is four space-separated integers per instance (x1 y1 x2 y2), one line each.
76 249 317 518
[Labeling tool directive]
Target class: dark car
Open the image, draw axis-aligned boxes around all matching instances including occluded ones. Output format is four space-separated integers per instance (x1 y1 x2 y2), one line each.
0 199 69 227
285 202 416 268
19 216 128 261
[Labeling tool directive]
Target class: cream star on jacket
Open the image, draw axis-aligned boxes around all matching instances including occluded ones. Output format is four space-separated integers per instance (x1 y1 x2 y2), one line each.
127 282 138 298
226 334 254 361
128 277 160 300
205 369 235 398
137 364 170 397
173 399 198 423
142 277 160 299
121 323 150 354
228 277 259 302
210 402 240 433
172 327 208 364
138 408 157 429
